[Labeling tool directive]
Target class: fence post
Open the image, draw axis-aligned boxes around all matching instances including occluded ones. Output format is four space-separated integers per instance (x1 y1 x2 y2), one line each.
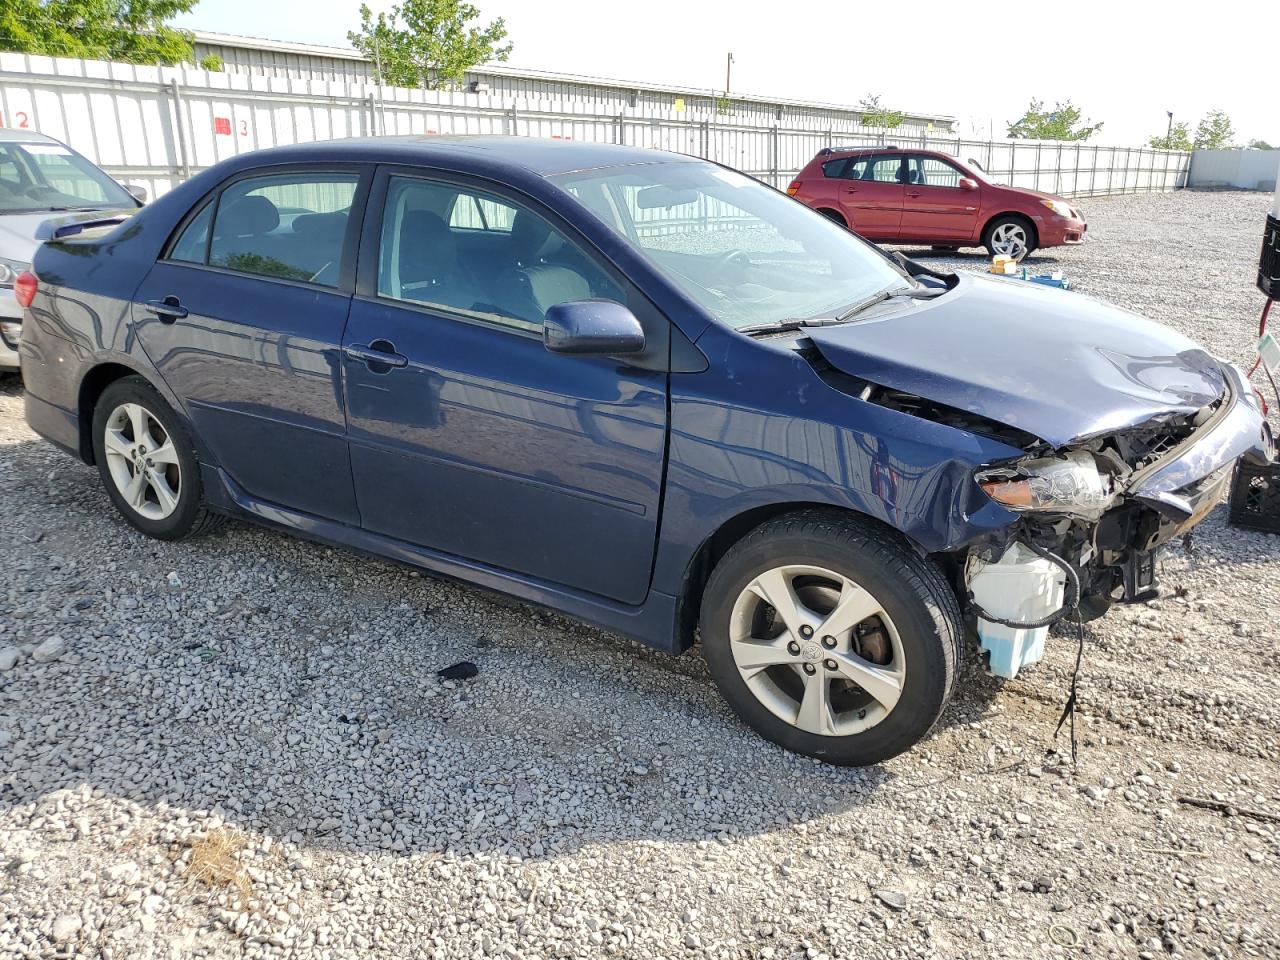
365 95 377 136
1035 140 1042 191
167 79 191 179
770 124 778 187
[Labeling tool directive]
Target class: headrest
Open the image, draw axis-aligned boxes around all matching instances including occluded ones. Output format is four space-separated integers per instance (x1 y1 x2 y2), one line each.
510 210 555 261
399 211 456 275
292 211 347 241
218 195 279 237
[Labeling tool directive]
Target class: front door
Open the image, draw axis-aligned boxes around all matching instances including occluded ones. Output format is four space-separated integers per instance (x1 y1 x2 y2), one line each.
132 167 366 524
836 154 905 241
342 170 669 605
899 155 981 243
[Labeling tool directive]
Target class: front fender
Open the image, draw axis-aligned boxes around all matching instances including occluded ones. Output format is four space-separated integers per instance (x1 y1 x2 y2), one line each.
650 330 1023 598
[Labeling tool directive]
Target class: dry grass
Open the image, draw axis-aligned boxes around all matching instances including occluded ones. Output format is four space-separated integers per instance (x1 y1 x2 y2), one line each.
186 828 252 907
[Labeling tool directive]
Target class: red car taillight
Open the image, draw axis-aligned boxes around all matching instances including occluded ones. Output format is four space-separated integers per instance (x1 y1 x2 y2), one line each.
786 180 801 196
14 271 37 308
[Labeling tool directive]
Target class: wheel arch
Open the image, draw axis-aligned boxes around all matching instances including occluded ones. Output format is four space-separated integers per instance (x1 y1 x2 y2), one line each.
76 358 191 465
77 362 140 463
672 501 925 653
815 207 848 228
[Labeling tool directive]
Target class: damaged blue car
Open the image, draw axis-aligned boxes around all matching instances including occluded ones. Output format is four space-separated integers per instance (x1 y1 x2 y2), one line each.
16 137 1272 764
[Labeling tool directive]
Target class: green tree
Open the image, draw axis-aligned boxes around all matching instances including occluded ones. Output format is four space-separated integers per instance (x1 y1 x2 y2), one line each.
1193 110 1236 150
198 53 222 71
348 0 511 89
0 0 197 64
1248 139 1275 151
1007 99 1103 141
859 94 904 130
1147 121 1192 151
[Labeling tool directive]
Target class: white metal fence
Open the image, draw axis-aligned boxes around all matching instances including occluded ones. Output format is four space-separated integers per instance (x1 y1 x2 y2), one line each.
1189 149 1280 191
0 53 1191 202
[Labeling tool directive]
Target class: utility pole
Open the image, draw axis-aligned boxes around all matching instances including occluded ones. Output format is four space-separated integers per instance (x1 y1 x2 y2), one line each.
725 52 733 97
374 34 386 136
1165 110 1173 148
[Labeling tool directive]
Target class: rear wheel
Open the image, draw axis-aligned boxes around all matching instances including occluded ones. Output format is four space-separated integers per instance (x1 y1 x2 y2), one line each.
699 511 962 765
983 215 1036 259
91 376 225 540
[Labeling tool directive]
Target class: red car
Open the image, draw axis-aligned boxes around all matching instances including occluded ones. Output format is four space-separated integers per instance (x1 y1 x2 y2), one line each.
788 147 1087 259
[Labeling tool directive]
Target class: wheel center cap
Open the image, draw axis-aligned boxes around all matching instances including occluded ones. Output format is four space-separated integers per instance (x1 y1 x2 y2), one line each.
799 640 822 663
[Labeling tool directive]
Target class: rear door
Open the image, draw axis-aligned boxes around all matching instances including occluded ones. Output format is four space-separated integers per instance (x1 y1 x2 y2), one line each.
900 154 981 242
341 168 669 604
835 154 905 240
132 166 367 524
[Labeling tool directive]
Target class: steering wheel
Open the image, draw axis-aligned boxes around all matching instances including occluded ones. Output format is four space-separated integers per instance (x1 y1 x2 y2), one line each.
709 249 753 273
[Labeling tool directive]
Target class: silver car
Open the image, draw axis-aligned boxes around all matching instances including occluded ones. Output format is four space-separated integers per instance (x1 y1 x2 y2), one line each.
0 130 143 370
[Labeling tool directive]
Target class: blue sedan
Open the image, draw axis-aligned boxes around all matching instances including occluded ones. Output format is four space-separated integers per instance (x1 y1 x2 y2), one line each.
16 137 1270 764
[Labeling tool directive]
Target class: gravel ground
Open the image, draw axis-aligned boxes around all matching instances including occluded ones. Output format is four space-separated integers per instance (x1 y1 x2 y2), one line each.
2 189 1279 960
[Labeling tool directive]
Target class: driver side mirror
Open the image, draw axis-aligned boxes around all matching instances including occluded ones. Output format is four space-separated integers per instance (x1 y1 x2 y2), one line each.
125 184 148 203
958 177 979 192
543 300 646 356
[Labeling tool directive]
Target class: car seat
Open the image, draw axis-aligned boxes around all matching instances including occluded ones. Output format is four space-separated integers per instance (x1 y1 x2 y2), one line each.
396 211 483 313
496 212 592 321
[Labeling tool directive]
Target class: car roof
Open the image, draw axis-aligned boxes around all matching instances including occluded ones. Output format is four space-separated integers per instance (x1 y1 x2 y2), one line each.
228 135 693 178
0 129 59 145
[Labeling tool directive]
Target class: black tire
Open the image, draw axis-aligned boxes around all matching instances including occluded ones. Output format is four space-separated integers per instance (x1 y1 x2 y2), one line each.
982 214 1037 259
699 510 962 766
816 208 848 228
90 375 226 540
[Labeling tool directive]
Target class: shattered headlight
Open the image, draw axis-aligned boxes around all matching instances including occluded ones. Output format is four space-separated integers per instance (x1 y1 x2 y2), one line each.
977 450 1116 520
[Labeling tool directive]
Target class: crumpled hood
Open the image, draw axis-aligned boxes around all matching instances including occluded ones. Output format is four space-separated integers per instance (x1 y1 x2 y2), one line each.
806 273 1225 448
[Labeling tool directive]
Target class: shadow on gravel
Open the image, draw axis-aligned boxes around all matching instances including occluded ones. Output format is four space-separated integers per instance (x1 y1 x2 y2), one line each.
1 372 1003 867
892 246 1064 268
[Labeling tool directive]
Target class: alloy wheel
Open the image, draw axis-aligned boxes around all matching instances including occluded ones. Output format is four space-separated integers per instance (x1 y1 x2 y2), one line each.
102 402 182 521
727 564 905 737
990 222 1029 259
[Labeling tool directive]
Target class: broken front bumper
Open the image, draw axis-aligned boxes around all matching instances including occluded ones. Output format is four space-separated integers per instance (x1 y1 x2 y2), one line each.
966 361 1271 678
1127 362 1272 525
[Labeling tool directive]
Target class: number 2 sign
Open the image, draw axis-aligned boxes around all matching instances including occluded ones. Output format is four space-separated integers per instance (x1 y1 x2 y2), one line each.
0 111 30 129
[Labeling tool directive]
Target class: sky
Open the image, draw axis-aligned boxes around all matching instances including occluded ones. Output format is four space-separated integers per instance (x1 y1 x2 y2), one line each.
174 0 1276 148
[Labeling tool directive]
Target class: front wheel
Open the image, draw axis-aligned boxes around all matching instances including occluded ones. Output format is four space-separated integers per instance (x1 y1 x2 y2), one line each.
983 215 1036 259
91 376 225 540
699 511 963 766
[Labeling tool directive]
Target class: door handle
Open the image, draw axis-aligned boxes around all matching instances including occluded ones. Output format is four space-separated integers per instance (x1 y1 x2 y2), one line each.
144 296 188 323
345 340 408 370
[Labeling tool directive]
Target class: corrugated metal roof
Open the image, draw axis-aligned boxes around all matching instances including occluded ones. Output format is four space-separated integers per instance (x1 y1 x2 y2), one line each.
190 30 955 127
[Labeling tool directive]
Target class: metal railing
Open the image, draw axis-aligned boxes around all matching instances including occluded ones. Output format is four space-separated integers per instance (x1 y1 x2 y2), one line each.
0 53 1191 201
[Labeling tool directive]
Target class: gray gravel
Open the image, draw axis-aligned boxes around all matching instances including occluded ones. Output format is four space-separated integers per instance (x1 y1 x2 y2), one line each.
2 188 1279 960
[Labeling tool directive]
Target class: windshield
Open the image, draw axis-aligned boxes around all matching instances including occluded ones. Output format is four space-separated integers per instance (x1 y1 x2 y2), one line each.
0 141 135 214
549 160 906 330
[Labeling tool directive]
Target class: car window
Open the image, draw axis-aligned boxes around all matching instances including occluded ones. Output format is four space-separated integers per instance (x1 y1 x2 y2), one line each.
843 156 902 183
0 141 135 214
907 156 964 188
821 158 848 178
378 176 622 333
550 160 906 330
170 201 213 264
448 194 517 232
198 173 357 287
